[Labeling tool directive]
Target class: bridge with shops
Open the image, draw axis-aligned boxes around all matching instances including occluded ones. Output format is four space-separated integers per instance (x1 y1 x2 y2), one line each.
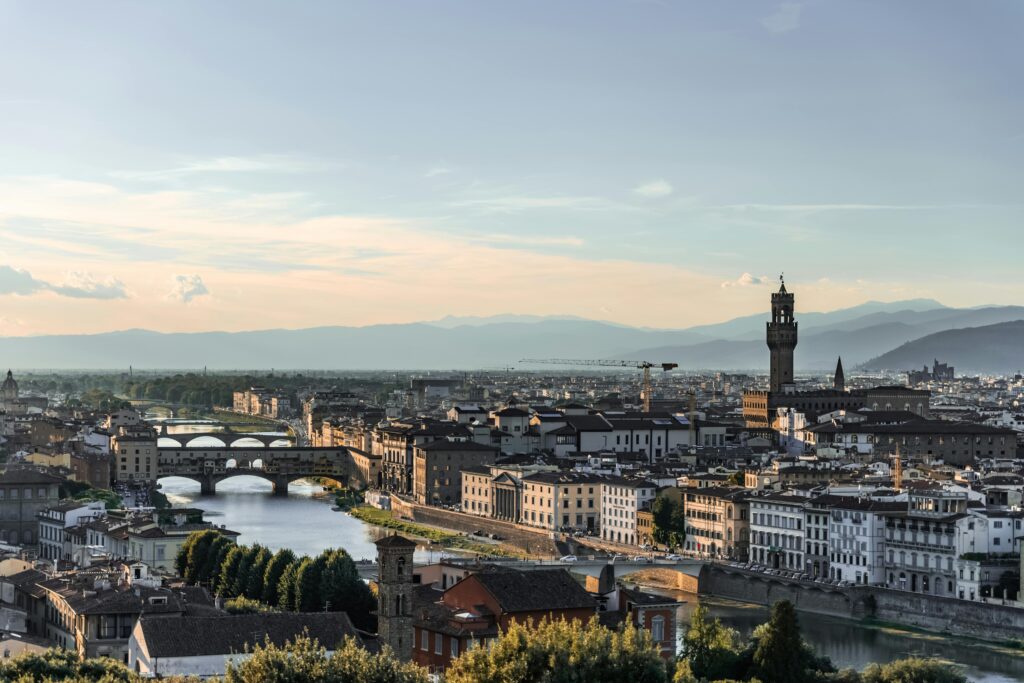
155 446 351 495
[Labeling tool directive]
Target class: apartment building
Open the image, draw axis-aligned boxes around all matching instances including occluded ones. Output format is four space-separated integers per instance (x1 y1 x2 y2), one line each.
681 487 751 561
521 472 605 533
600 477 657 546
412 440 499 506
749 493 807 571
819 495 904 585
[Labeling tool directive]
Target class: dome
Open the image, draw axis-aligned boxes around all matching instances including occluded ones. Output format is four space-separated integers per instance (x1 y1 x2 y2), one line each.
1 370 18 400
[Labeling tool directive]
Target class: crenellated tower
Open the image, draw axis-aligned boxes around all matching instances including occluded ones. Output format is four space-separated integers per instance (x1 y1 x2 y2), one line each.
767 276 798 392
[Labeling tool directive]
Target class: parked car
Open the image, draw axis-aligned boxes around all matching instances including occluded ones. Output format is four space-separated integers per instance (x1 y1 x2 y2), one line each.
560 555 578 563
664 554 682 561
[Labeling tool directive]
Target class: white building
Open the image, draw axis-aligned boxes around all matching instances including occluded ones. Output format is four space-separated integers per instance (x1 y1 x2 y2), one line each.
819 495 905 585
37 500 106 563
600 478 656 546
749 493 807 571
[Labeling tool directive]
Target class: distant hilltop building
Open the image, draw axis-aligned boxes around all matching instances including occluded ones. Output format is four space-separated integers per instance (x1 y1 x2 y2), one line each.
907 359 955 385
743 281 930 429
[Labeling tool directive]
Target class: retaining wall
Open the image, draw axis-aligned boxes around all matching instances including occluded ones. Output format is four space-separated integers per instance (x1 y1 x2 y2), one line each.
698 565 1024 642
391 497 562 556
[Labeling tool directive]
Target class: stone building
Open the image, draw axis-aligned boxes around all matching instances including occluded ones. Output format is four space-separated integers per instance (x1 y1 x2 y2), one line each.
742 284 931 430
412 439 499 506
375 534 414 662
0 467 63 546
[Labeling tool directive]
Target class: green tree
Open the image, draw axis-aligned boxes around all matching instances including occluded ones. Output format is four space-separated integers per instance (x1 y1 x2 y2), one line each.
183 530 221 583
750 600 832 683
318 549 377 630
679 605 741 682
224 634 428 683
229 545 261 598
294 555 326 612
860 658 967 683
445 618 668 683
245 546 273 600
277 559 302 610
200 536 234 587
651 496 675 545
262 548 297 606
218 545 246 598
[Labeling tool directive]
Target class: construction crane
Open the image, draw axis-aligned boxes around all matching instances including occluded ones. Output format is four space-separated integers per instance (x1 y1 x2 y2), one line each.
520 359 678 412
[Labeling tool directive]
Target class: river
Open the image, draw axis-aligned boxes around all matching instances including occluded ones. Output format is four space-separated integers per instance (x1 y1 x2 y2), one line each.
154 422 1023 681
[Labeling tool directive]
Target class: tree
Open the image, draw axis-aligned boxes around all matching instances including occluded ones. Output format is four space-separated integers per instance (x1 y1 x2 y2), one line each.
294 555 326 612
750 600 833 683
727 471 744 486
860 658 967 683
445 618 668 683
277 559 302 610
229 545 262 598
651 496 675 545
245 546 273 600
679 605 741 682
318 549 377 630
200 536 234 587
262 548 297 606
224 634 428 683
183 530 221 583
218 546 246 598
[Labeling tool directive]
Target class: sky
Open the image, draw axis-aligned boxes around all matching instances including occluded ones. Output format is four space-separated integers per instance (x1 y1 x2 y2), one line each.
0 0 1021 336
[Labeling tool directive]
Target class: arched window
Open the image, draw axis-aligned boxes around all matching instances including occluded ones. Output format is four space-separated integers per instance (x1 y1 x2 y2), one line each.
397 556 406 577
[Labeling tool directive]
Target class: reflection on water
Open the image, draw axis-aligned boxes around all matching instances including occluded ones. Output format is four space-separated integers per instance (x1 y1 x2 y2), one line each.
160 476 438 562
659 591 1024 683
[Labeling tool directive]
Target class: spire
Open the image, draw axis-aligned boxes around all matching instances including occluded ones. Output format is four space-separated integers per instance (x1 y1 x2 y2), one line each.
778 272 787 293
833 356 845 392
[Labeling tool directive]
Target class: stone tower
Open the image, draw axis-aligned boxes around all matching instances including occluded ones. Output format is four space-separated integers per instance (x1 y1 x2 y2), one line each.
767 277 798 393
833 356 845 392
375 534 415 661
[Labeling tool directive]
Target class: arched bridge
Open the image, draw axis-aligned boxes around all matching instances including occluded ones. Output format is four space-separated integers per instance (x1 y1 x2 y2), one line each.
154 423 294 448
155 446 355 496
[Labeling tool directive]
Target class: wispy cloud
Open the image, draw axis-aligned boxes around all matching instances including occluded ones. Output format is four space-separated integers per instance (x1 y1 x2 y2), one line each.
111 155 335 181
50 272 127 299
168 274 210 304
475 234 585 248
0 265 126 299
721 272 772 288
425 165 454 178
633 179 674 198
450 194 638 215
761 2 802 34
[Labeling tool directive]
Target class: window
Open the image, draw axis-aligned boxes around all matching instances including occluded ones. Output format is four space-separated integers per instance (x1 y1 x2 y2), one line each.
450 638 459 658
435 635 443 655
420 631 429 651
651 616 665 642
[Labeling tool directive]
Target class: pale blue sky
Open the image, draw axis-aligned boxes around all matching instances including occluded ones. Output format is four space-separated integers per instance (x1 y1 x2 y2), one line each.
0 1 1021 334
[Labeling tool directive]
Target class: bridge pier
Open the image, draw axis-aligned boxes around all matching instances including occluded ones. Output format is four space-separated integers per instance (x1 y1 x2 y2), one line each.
271 475 290 496
200 477 217 496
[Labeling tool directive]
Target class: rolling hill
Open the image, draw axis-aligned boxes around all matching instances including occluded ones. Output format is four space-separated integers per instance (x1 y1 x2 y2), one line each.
861 320 1024 374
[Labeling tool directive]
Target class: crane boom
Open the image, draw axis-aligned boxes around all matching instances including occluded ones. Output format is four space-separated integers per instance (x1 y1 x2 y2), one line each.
520 358 678 412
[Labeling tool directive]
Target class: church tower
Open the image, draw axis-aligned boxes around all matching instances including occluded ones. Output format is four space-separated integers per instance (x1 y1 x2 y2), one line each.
833 357 845 392
375 534 415 661
767 277 798 393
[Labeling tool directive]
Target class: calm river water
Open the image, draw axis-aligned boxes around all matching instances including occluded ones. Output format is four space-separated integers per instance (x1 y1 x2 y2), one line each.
155 424 1023 682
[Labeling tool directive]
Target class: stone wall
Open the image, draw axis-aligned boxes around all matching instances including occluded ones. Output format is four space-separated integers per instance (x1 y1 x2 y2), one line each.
698 565 1024 642
392 497 562 557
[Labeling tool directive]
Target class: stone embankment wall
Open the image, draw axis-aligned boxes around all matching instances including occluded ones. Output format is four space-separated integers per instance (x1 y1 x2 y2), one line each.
391 497 562 557
698 565 1024 642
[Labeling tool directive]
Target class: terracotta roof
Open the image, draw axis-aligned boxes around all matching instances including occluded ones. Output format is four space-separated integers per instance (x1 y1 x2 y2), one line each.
471 569 596 613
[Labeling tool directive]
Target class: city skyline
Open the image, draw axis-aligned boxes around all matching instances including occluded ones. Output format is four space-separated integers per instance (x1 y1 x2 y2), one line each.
1 0 1022 336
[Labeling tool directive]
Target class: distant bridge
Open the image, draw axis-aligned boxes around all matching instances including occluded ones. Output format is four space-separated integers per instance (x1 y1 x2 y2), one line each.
153 423 294 448
155 446 353 495
355 556 704 583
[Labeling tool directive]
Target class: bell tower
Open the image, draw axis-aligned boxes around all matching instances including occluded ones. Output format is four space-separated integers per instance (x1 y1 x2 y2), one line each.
375 534 415 661
767 276 798 392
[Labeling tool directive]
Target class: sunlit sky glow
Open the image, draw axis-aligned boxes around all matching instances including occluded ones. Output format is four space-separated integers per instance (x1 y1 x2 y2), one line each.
0 1 1021 335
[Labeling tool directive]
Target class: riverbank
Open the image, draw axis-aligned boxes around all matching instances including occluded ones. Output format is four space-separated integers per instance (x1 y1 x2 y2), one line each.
348 506 527 558
206 409 286 432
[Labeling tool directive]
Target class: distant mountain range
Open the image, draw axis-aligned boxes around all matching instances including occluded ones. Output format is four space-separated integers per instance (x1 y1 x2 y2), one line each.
1 300 1021 372
861 321 1024 375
